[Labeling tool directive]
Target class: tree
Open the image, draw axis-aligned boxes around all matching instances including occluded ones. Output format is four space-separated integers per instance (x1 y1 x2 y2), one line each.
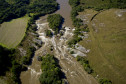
0 45 11 75
45 29 53 37
47 14 63 34
39 54 62 84
99 79 112 84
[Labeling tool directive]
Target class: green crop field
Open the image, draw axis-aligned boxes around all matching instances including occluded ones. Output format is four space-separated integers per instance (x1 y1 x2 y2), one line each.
79 9 126 84
0 15 29 48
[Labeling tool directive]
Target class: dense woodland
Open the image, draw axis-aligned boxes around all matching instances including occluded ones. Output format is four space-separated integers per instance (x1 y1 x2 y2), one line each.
0 45 12 75
39 54 63 84
81 0 126 11
47 14 63 34
0 0 58 23
0 0 59 84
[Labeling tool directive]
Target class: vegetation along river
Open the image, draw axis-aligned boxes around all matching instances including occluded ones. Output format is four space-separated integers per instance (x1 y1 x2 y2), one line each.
20 0 72 84
20 0 97 84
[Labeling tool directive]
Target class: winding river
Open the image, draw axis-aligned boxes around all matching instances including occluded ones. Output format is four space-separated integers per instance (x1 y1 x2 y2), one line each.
20 0 72 84
20 0 98 84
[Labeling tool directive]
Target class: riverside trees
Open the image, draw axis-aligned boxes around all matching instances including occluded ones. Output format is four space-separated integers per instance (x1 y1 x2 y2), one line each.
0 45 12 75
0 0 59 83
39 54 62 84
47 14 63 34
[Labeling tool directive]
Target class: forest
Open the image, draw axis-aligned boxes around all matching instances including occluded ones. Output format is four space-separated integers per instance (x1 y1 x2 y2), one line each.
0 0 59 84
47 14 63 34
39 54 63 84
0 0 58 23
0 45 12 75
80 0 126 11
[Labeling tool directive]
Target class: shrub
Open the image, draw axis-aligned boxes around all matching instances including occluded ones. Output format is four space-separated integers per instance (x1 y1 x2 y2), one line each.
68 35 82 47
69 0 83 28
70 51 75 54
45 29 53 37
99 79 112 84
84 64 93 74
11 61 22 82
37 56 42 61
21 56 28 65
21 47 36 65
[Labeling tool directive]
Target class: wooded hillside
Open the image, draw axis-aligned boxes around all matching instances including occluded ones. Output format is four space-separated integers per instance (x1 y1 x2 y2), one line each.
0 0 58 23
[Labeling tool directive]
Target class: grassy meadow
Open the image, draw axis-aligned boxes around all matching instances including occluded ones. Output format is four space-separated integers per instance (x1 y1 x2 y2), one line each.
0 15 29 48
79 9 126 84
80 0 126 10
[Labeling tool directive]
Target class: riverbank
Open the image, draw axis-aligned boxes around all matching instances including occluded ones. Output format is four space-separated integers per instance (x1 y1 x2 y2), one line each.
20 0 98 84
79 9 126 84
35 18 98 84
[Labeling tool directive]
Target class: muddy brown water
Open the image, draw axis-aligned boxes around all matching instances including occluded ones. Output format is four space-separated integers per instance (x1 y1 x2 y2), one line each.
20 0 72 84
55 0 73 27
20 0 98 84
38 0 73 27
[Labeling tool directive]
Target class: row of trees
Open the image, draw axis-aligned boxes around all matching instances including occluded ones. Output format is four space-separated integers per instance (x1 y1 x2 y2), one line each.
68 0 85 48
105 0 126 9
69 0 84 28
47 14 63 34
76 56 112 84
99 78 112 84
82 0 126 11
39 54 63 84
76 56 93 74
0 0 58 24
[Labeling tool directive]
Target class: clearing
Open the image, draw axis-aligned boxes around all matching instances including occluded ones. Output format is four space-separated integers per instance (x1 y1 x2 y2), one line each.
79 9 126 84
0 15 29 48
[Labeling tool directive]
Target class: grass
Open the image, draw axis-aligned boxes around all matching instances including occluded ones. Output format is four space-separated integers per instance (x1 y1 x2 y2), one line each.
80 0 126 10
0 15 29 48
79 9 126 84
80 0 110 7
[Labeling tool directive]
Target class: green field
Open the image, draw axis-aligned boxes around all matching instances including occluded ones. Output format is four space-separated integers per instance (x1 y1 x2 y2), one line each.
80 0 126 9
79 9 126 84
0 16 29 48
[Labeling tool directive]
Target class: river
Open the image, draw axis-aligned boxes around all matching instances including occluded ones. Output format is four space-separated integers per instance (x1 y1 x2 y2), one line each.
38 0 73 27
20 0 98 84
20 0 72 84
55 0 73 27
